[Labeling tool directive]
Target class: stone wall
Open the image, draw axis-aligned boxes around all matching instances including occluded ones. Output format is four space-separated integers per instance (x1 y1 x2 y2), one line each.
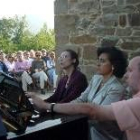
54 0 140 80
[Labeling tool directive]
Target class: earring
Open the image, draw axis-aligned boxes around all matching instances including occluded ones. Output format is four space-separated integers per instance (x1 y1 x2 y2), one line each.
112 66 114 71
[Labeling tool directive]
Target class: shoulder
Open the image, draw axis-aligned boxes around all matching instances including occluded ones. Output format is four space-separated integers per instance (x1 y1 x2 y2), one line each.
109 77 124 91
112 97 140 109
91 74 103 82
71 70 87 81
74 70 86 77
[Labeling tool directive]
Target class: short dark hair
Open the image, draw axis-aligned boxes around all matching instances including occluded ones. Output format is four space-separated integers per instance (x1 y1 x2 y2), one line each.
65 49 79 68
97 46 128 78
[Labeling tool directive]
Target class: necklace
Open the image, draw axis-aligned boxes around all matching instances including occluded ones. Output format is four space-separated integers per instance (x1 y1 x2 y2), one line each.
100 81 105 87
100 77 110 87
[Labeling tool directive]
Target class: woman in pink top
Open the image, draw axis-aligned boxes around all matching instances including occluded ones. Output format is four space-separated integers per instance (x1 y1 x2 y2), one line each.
27 56 140 140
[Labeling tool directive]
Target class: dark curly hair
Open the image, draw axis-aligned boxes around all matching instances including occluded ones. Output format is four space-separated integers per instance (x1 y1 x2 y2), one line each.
97 46 128 78
65 49 79 68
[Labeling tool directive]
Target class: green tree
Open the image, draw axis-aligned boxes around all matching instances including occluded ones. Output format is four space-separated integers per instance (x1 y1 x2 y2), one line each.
36 23 55 50
0 16 55 53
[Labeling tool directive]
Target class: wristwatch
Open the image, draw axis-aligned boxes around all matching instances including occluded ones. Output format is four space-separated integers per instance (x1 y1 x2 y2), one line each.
50 103 56 113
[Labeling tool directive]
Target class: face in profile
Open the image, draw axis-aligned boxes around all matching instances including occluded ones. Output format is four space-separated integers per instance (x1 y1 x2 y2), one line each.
58 51 75 69
124 58 140 93
97 53 112 76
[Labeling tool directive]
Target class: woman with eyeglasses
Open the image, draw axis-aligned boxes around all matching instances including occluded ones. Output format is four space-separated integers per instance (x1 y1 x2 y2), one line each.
70 46 128 140
45 49 88 103
31 51 48 94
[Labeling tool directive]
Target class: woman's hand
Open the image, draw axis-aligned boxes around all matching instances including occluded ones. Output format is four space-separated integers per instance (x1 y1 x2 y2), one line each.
26 92 50 112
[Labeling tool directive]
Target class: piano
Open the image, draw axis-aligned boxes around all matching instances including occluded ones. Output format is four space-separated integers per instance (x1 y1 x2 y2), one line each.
0 72 88 140
7 113 88 140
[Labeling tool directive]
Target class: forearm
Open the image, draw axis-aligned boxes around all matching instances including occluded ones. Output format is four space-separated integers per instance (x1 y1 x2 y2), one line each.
50 103 96 118
52 103 115 121
30 93 115 121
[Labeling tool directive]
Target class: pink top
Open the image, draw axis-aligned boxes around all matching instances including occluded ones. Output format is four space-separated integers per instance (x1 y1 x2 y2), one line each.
14 60 30 72
112 92 140 140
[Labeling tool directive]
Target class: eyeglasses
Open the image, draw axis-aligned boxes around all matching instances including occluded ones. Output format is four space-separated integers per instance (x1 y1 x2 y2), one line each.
97 58 110 65
36 54 41 57
58 55 70 59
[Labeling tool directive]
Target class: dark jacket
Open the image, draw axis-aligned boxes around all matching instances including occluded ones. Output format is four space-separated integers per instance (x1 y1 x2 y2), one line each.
0 61 8 73
46 69 88 103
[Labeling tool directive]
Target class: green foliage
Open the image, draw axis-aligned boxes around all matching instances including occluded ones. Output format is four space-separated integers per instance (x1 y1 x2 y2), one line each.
0 16 55 53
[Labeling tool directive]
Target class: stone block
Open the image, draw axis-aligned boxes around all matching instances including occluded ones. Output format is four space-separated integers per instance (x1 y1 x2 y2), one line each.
122 37 140 42
90 27 115 36
117 0 125 5
128 13 140 26
70 35 97 44
83 45 97 60
103 5 136 14
55 0 68 15
77 1 100 14
121 42 140 50
133 30 140 36
68 0 78 13
102 0 116 7
101 36 119 47
55 35 69 45
76 18 91 30
55 15 78 36
116 28 132 36
98 14 118 27
119 5 136 13
119 15 127 27
102 5 117 14
126 0 140 4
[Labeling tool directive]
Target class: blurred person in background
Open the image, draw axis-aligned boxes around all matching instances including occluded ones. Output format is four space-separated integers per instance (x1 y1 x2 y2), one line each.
46 51 57 89
31 51 48 94
14 51 33 92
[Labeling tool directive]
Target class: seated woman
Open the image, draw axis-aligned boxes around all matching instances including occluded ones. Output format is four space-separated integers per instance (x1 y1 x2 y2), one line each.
45 49 88 103
72 46 128 140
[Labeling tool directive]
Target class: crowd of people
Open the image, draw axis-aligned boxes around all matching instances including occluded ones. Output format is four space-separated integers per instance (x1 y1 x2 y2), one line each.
0 49 57 94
